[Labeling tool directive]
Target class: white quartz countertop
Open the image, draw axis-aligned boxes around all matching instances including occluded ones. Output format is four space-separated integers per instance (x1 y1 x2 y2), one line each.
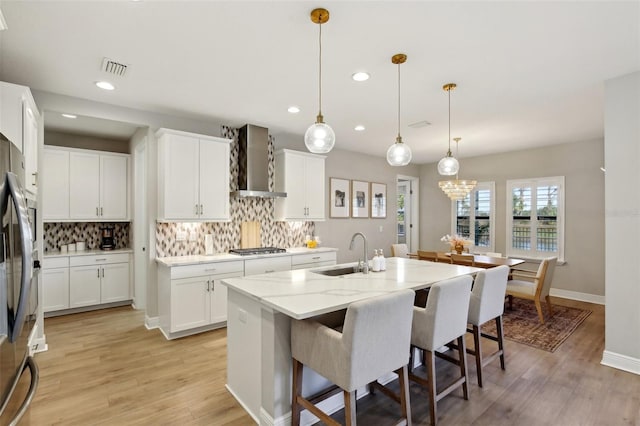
220 257 480 320
156 247 338 267
44 248 133 258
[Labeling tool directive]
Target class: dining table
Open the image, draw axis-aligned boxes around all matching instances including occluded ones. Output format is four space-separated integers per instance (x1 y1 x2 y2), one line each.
409 252 526 268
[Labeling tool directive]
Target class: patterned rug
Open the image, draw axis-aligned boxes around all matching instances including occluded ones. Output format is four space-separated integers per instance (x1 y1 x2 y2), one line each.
483 298 592 352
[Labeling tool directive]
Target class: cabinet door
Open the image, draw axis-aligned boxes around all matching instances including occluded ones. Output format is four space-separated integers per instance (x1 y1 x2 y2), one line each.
171 276 209 332
209 274 239 324
42 149 70 220
199 139 230 220
284 153 307 219
304 156 325 220
161 134 200 219
69 265 101 308
69 152 101 220
101 262 130 303
23 100 39 196
42 268 69 312
100 155 128 220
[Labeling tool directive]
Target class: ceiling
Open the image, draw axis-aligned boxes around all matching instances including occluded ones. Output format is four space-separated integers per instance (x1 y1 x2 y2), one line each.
0 1 638 164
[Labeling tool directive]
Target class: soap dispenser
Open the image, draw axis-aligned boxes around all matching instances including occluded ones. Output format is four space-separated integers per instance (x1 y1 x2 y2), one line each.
371 249 381 272
379 249 386 271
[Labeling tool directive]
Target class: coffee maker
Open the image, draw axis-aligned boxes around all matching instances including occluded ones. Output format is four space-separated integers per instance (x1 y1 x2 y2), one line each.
100 225 115 250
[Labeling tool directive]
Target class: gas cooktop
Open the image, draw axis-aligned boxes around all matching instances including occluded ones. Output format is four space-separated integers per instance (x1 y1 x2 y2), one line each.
229 247 287 256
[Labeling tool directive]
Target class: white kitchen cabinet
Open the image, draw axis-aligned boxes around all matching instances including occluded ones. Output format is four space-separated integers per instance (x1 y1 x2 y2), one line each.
0 81 40 196
101 262 130 303
69 265 102 308
274 149 325 221
156 128 231 221
43 147 129 221
244 256 291 276
42 148 70 220
158 260 243 338
290 251 337 270
41 257 70 312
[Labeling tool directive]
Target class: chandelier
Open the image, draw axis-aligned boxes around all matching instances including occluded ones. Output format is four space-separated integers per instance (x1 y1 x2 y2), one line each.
304 8 335 154
439 138 477 200
386 53 412 166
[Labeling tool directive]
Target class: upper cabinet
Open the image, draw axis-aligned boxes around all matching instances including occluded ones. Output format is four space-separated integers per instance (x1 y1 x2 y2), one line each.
156 128 231 221
42 146 130 221
0 81 41 197
274 149 325 221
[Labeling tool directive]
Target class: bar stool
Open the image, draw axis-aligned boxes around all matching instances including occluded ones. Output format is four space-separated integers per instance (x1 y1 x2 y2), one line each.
409 276 473 425
467 265 510 387
291 289 415 426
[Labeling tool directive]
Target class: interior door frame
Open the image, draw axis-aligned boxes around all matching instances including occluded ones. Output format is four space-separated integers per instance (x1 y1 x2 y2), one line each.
397 174 419 254
133 138 148 309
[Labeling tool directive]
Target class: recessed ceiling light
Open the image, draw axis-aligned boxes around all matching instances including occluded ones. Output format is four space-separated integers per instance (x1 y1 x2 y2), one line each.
354 125 365 131
95 81 115 91
352 72 370 82
61 114 77 119
287 106 300 114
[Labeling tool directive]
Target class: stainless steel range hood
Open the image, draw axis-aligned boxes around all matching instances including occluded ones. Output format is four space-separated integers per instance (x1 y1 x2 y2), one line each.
230 124 287 198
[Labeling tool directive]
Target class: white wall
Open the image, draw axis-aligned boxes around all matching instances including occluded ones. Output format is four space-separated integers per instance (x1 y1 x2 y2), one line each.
419 138 605 298
603 71 640 373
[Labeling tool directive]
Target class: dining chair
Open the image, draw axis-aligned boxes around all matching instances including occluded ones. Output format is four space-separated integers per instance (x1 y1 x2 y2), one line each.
506 257 557 324
409 275 473 425
417 250 438 262
291 289 415 426
467 265 510 387
450 253 475 267
391 243 409 258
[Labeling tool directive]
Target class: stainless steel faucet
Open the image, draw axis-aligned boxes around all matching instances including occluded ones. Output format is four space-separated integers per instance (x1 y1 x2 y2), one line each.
349 232 369 274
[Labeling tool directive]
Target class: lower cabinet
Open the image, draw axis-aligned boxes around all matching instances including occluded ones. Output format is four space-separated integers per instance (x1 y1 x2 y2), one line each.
43 252 131 314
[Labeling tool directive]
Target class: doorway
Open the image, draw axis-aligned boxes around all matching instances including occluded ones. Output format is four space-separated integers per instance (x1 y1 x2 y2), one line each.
397 175 419 253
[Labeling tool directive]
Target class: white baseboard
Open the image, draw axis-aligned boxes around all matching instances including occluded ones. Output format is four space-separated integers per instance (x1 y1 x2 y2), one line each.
225 384 260 424
601 350 640 375
549 288 605 305
145 315 159 330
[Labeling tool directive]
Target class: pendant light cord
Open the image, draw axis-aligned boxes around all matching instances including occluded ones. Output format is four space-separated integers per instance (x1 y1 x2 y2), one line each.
318 21 322 118
448 87 452 155
397 62 401 139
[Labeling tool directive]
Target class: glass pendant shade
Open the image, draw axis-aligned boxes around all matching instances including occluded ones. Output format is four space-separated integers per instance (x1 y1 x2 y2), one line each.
387 138 412 166
437 154 459 175
304 121 335 154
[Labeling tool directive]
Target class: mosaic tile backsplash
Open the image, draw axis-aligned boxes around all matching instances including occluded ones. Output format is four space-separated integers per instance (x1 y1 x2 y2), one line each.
43 222 130 252
155 125 315 257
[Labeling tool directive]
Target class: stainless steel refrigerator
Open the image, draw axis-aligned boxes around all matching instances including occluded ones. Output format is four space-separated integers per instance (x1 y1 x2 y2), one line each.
0 133 39 425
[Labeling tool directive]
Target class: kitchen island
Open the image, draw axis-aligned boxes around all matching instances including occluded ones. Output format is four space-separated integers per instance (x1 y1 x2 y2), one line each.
220 257 480 425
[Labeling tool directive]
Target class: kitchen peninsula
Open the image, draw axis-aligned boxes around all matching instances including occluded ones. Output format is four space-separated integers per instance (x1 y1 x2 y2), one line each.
221 257 480 425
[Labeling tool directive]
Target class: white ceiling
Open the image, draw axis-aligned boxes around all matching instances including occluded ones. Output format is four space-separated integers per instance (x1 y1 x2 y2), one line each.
0 1 638 164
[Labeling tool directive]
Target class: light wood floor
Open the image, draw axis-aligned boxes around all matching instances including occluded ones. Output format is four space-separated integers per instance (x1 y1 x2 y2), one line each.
22 298 639 425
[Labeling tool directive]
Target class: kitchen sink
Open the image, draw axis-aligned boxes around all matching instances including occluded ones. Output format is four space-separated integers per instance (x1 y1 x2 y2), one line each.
312 266 359 277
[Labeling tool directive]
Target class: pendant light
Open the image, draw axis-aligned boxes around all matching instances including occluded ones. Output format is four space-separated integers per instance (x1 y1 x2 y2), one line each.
386 53 412 166
439 137 477 200
304 8 335 154
437 83 459 176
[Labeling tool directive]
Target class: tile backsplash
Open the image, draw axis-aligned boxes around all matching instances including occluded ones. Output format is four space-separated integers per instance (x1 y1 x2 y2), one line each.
155 125 315 257
43 222 130 252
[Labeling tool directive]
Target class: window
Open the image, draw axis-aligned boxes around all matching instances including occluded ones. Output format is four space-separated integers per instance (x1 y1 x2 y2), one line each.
507 176 564 261
451 182 495 252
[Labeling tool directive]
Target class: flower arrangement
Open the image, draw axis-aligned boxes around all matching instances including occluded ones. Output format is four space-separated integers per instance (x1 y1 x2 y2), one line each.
440 234 473 254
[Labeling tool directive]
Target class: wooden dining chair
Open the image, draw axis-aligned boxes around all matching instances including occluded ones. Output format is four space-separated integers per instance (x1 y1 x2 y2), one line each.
506 257 557 324
417 250 438 262
450 253 475 267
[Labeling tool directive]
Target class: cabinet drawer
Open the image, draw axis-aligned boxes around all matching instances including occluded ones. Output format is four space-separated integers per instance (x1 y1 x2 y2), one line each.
171 260 244 280
70 253 130 267
292 260 336 271
43 256 69 269
291 251 336 266
244 256 291 276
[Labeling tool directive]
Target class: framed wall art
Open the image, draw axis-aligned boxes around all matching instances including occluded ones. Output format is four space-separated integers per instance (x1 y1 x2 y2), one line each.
351 180 369 218
370 182 387 218
330 178 350 218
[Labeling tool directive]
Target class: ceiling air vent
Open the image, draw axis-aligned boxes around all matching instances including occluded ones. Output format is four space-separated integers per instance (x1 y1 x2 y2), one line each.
101 57 128 77
409 120 431 129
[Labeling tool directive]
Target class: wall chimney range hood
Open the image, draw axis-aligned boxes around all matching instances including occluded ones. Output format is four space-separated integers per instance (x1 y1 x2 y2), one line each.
231 124 287 198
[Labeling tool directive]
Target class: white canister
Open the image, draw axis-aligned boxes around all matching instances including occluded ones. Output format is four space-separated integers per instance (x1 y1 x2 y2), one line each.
205 234 214 255
76 241 86 251
68 243 76 252
60 245 68 253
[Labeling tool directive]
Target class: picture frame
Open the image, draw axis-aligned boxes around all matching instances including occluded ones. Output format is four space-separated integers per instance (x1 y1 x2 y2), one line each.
370 182 387 218
330 177 350 218
351 180 369 218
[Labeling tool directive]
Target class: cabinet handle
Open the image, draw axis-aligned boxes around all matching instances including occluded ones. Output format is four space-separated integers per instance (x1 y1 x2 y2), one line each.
204 268 217 272
206 280 210 292
265 269 275 273
97 268 100 278
100 207 103 216
102 268 105 278
200 204 204 215
211 281 215 292
312 256 321 260
195 204 199 215
96 207 99 216
95 258 107 261
32 172 38 186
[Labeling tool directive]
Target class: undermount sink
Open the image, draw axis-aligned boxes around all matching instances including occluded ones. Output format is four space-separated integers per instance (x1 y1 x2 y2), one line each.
312 266 359 277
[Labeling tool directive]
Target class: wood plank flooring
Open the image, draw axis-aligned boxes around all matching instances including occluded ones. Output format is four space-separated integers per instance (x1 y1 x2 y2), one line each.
21 298 640 425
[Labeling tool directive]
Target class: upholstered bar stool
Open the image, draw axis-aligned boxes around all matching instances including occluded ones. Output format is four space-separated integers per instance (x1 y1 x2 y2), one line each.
467 265 510 387
291 289 415 426
409 276 473 426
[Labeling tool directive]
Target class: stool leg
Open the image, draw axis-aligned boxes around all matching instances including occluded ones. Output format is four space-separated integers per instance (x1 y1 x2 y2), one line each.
397 365 412 426
291 358 303 426
344 390 357 426
496 316 506 370
426 350 437 426
457 336 469 400
472 325 483 387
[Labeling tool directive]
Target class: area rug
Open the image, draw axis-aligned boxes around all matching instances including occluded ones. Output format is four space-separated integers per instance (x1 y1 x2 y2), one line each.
483 298 592 352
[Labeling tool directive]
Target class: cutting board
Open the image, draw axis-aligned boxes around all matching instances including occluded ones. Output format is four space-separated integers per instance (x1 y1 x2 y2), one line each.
241 221 261 249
